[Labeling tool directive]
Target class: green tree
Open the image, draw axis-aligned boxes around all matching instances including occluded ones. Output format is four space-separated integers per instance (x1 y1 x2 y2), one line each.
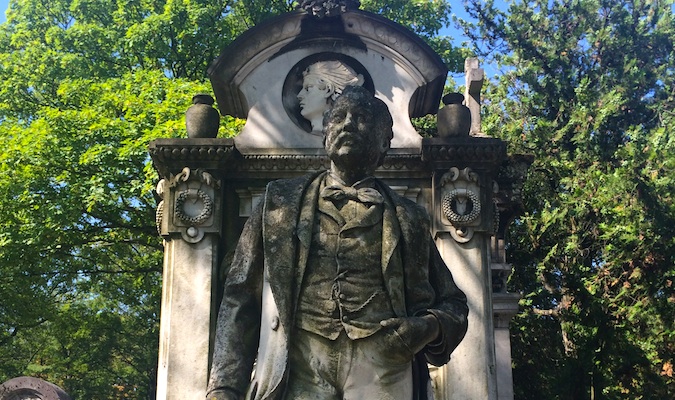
463 1 675 398
0 0 462 398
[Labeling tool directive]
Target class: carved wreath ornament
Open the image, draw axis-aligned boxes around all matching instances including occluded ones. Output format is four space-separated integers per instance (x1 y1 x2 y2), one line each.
438 167 482 227
155 167 220 242
174 188 213 225
442 188 481 224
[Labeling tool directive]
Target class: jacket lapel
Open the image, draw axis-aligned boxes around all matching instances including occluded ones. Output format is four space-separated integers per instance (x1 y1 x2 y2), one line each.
263 171 324 331
317 197 345 226
378 182 406 317
293 174 324 309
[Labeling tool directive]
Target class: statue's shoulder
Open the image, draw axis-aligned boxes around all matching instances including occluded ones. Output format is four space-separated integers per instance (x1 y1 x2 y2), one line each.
264 171 325 206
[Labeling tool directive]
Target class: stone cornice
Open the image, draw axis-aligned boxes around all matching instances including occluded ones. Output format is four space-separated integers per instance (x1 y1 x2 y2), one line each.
421 137 508 170
150 137 512 179
149 138 238 178
149 139 430 178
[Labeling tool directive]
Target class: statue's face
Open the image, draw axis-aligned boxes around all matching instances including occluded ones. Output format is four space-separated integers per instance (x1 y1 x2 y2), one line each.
324 103 386 170
297 74 330 128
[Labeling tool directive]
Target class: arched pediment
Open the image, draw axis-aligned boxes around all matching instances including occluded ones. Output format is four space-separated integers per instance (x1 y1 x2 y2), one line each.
209 10 447 154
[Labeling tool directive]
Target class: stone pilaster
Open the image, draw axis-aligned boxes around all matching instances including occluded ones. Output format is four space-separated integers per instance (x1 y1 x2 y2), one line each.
151 139 236 400
422 136 506 400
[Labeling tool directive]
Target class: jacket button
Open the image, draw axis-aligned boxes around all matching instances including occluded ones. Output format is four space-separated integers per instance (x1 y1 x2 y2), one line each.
271 316 279 331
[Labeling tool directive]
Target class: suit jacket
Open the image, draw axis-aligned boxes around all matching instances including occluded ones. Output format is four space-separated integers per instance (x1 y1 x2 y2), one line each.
207 171 468 400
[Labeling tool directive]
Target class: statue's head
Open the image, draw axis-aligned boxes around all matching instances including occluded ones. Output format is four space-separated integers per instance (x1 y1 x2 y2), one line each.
323 85 393 172
297 60 365 131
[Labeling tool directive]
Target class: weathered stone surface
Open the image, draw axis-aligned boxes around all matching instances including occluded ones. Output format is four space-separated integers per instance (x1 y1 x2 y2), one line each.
298 0 361 18
206 86 468 400
156 236 218 400
433 236 498 400
0 377 71 400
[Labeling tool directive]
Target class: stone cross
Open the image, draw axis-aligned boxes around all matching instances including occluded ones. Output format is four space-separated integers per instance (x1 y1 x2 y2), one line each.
464 58 484 136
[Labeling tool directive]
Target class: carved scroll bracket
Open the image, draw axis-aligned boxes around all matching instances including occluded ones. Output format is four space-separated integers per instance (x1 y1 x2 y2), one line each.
155 167 222 243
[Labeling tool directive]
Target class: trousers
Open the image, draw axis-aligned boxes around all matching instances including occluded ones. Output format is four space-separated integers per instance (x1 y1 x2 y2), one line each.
285 328 413 400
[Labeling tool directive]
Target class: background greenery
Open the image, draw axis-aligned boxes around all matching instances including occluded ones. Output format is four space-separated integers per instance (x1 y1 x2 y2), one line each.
0 1 672 399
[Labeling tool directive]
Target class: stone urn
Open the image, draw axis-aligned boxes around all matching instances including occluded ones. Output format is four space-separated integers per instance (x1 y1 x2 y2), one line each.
186 94 220 138
437 92 471 137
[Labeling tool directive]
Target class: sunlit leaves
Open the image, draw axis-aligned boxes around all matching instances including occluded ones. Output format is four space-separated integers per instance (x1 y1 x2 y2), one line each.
468 0 675 398
0 0 463 397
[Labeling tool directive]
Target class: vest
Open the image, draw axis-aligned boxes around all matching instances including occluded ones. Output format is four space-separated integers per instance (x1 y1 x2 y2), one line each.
295 187 396 340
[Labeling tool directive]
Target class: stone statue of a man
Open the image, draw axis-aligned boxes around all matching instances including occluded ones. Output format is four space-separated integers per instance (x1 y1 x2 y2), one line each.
206 86 468 400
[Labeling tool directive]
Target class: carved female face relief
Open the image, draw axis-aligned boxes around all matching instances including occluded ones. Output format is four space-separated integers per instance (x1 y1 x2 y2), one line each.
297 74 330 130
296 60 365 132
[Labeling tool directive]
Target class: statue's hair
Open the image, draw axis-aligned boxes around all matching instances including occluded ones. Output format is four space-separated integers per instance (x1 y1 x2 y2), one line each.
303 60 365 101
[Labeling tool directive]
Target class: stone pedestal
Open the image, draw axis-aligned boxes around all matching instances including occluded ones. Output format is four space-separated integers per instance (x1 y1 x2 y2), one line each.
493 292 520 400
435 233 497 399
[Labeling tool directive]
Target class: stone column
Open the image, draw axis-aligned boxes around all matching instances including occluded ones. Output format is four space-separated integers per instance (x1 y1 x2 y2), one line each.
155 167 222 400
423 137 507 400
491 155 533 400
493 291 520 400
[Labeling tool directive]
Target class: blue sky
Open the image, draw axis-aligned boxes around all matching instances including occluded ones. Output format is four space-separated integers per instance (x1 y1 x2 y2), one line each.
0 0 8 24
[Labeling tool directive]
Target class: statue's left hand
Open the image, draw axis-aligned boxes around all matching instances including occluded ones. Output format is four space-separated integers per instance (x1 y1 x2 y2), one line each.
380 314 440 355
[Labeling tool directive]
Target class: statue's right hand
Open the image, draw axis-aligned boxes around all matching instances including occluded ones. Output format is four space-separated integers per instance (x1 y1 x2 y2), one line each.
380 314 441 355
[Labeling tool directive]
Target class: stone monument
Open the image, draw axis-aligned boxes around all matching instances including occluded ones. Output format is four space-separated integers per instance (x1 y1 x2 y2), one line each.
149 2 530 399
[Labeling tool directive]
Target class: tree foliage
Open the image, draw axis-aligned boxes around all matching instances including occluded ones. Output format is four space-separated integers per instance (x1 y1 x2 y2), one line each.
463 1 675 398
0 0 461 398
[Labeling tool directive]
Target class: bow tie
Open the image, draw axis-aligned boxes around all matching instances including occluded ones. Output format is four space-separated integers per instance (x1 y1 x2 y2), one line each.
321 184 384 205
